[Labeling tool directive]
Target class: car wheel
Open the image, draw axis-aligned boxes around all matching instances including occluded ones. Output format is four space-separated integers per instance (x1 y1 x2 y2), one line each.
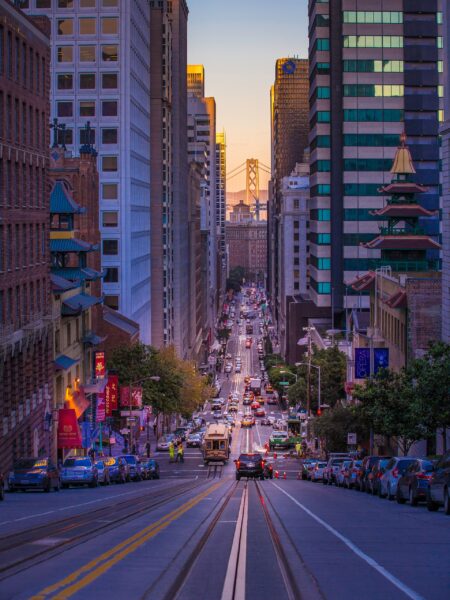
89 478 98 488
8 486 15 493
322 478 327 485
396 488 406 504
379 485 386 499
409 487 418 507
444 488 450 516
61 483 68 489
426 489 439 512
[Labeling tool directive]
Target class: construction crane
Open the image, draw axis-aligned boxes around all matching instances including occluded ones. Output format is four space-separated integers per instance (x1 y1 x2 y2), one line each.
226 159 271 220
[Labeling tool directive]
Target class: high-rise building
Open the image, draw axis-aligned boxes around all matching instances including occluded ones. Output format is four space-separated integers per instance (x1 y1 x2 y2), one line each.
187 64 204 98
268 57 309 324
215 131 227 294
188 66 217 335
442 0 450 343
150 0 189 357
308 0 442 319
25 0 153 343
0 1 53 472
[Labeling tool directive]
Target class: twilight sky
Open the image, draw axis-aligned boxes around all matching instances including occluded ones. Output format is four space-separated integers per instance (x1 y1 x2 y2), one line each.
187 0 309 192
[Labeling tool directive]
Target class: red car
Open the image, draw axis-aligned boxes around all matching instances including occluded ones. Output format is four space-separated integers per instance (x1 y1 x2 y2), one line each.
255 407 266 417
251 401 260 410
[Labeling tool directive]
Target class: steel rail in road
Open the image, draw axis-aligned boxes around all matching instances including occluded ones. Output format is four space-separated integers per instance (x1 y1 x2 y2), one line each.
0 478 211 582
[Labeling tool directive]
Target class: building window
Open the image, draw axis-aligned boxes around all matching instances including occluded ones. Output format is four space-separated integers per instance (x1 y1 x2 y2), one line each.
102 156 118 172
57 19 73 36
59 0 74 7
317 86 330 99
102 128 117 144
343 108 403 122
101 100 118 116
57 46 73 63
102 183 118 200
57 127 73 145
102 0 118 6
104 295 119 310
57 101 73 117
57 73 73 90
79 127 95 144
102 211 118 227
102 45 118 62
315 38 330 51
101 17 118 35
343 11 403 24
104 267 119 283
343 36 403 48
79 101 95 117
80 0 96 6
102 239 118 255
79 46 96 62
343 60 403 73
343 84 404 97
102 73 118 89
343 158 392 172
79 18 96 35
36 0 51 7
79 73 95 89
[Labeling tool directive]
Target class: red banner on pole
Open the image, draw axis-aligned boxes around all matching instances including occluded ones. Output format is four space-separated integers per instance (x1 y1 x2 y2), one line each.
120 386 143 408
120 386 131 407
57 409 82 449
96 393 106 422
95 351 106 379
109 375 119 411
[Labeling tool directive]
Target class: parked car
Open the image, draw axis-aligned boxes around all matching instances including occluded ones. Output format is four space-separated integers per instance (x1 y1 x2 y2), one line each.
368 458 391 496
187 432 203 448
336 460 352 487
104 457 127 484
323 456 350 486
379 457 418 500
95 460 111 485
0 472 4 500
344 459 362 489
311 461 328 482
120 455 143 481
357 455 391 492
8 457 60 492
235 453 265 480
174 428 188 442
141 459 160 480
427 451 450 514
300 459 316 481
61 457 97 488
396 459 435 505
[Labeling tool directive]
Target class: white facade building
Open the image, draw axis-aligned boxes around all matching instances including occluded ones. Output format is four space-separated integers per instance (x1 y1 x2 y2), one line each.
25 0 152 342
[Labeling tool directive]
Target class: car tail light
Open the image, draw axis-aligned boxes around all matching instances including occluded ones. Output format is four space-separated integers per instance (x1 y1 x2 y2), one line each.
236 461 240 469
377 472 382 478
261 460 265 467
416 472 432 480
392 468 399 478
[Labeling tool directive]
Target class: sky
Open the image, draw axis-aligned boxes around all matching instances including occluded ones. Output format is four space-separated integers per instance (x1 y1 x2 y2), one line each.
187 0 309 193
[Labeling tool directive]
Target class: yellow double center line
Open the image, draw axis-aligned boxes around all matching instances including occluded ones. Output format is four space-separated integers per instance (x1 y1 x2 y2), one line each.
31 480 225 600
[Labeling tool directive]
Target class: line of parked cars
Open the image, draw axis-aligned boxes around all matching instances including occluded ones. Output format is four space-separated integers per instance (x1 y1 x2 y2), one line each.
301 450 450 514
4 453 160 495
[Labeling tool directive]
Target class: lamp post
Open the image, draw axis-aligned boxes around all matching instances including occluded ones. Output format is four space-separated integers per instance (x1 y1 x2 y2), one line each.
127 375 160 453
295 362 321 413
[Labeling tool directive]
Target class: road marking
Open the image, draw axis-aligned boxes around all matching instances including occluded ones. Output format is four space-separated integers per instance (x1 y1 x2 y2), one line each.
272 484 425 600
221 485 248 600
30 480 225 600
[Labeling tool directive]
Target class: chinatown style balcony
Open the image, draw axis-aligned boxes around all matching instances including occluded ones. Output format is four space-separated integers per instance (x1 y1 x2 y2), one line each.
367 259 440 273
378 226 426 236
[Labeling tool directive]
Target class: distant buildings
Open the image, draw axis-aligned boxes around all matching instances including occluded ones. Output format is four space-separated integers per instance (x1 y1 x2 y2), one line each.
216 131 227 294
226 203 267 283
268 57 309 326
0 1 53 472
308 0 442 321
442 0 450 343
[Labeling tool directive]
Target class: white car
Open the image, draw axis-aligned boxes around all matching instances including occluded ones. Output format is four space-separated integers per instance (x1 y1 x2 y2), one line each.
235 365 241 373
225 364 232 373
311 462 328 482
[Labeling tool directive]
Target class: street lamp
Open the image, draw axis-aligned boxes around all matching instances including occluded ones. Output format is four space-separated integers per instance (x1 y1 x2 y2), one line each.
127 375 160 453
295 362 321 414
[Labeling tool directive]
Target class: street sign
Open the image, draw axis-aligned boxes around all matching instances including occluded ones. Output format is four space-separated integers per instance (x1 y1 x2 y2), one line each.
279 381 290 386
347 432 357 445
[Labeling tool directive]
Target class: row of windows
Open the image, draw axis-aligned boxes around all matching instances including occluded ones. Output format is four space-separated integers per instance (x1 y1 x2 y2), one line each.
0 223 46 273
57 71 117 92
57 17 118 36
30 0 119 8
0 92 46 149
343 36 403 48
343 11 403 24
344 108 404 122
310 278 331 295
343 84 404 97
0 25 46 96
310 184 384 199
57 45 118 63
0 281 47 327
0 159 47 210
314 38 330 51
310 256 331 270
343 134 401 147
57 99 118 117
343 59 403 73
51 126 117 146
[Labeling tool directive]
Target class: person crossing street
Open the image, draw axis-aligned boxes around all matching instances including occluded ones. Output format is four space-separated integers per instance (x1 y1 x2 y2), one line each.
169 441 175 463
176 442 184 463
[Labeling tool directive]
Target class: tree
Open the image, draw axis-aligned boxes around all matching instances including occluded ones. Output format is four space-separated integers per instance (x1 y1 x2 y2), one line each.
227 266 245 293
311 346 346 408
313 405 370 453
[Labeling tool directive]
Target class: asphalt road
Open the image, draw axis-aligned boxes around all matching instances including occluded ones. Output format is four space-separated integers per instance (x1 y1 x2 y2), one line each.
1 302 449 599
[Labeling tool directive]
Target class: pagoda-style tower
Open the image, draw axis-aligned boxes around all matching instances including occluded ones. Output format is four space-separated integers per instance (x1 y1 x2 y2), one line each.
363 132 440 272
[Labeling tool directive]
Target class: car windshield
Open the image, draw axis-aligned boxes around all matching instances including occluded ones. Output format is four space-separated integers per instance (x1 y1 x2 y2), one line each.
63 459 92 467
331 459 345 465
14 458 48 469
239 454 262 462
397 459 416 471
422 461 434 471
121 456 136 464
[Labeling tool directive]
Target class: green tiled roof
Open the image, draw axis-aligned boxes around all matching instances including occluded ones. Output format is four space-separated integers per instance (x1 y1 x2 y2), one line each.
62 293 103 316
51 267 103 281
50 238 98 253
50 182 86 215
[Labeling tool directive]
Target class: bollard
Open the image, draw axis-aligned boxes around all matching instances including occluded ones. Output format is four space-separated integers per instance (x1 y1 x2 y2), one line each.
283 472 287 480
275 470 279 479
273 452 277 460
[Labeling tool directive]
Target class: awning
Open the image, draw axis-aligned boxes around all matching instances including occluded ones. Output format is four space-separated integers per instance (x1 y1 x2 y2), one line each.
52 267 104 282
82 331 107 346
54 354 80 370
50 238 98 253
62 293 103 316
349 271 376 292
81 378 108 394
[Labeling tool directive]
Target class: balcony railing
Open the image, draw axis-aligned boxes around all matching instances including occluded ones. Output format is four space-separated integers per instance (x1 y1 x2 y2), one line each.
378 227 426 236
368 259 439 272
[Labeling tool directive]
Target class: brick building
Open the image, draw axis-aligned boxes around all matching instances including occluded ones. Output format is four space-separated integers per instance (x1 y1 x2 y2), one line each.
0 1 53 472
226 207 267 283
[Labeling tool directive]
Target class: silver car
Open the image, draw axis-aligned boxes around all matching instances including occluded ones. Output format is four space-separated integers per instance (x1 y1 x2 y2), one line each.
311 461 328 482
95 460 111 485
379 457 419 500
61 457 98 488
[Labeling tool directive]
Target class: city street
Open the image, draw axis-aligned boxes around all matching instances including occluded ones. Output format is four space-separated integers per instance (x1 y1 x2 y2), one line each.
1 314 449 600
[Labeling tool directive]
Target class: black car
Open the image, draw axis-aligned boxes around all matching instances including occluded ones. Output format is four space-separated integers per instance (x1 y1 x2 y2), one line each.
369 458 391 496
357 455 391 492
396 458 435 505
427 451 450 514
8 457 60 492
141 459 160 480
235 453 265 480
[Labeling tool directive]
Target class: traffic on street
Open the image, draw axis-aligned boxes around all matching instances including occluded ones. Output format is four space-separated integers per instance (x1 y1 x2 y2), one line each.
0 288 449 600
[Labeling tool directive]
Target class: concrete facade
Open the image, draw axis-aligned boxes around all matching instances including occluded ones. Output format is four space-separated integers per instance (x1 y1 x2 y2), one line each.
0 1 53 473
442 0 450 342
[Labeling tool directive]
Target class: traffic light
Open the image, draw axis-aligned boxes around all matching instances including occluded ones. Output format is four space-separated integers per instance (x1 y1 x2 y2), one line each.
317 408 322 416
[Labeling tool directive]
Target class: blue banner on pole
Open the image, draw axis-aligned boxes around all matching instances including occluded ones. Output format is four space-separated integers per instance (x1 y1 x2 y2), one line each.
373 348 389 374
355 348 371 379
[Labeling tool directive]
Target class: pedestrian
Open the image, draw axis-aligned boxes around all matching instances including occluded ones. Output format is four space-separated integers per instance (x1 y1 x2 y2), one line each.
88 447 95 462
153 423 157 436
177 442 184 463
169 441 175 463
295 442 302 459
145 441 151 458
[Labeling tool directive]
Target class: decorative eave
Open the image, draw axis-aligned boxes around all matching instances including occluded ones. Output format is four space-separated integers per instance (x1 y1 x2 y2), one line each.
51 266 105 282
384 290 407 309
61 293 103 317
378 182 427 195
349 271 376 292
51 273 78 293
363 236 441 250
50 181 86 215
369 204 437 218
50 238 99 253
